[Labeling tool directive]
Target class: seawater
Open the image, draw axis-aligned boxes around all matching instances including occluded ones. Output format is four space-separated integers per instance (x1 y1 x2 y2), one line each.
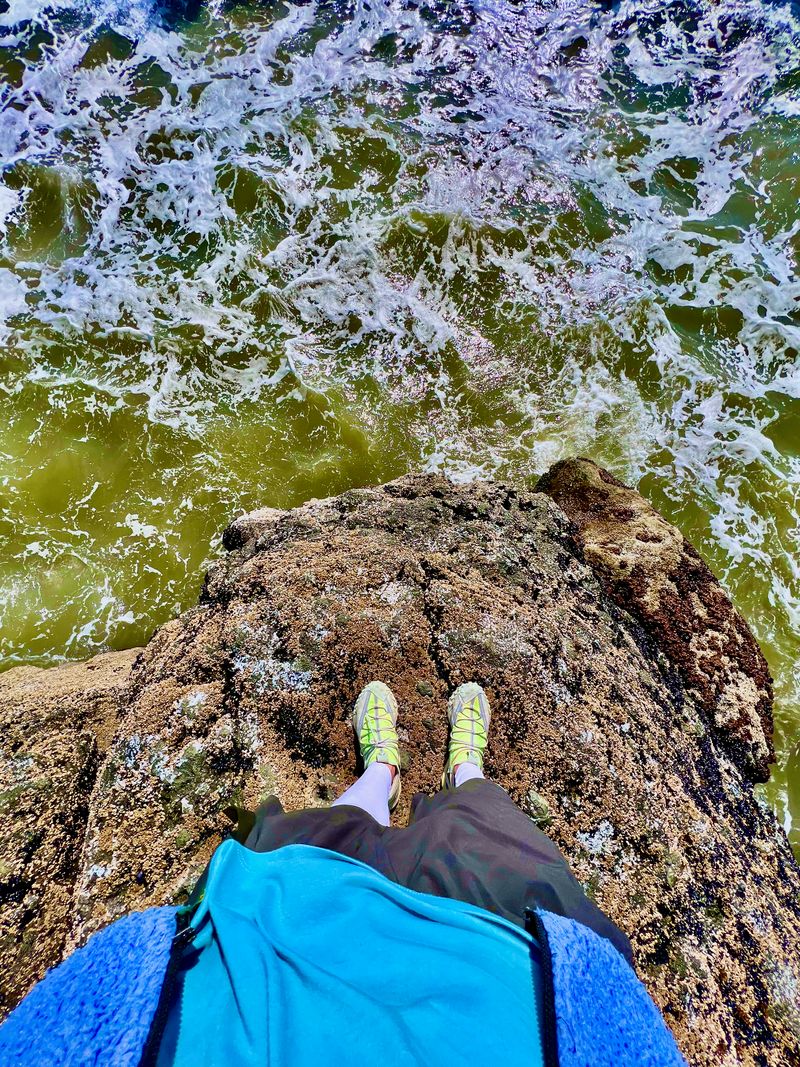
0 0 798 847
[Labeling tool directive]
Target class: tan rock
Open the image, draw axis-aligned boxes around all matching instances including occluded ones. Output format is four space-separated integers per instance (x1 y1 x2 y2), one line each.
536 458 774 782
0 649 138 1014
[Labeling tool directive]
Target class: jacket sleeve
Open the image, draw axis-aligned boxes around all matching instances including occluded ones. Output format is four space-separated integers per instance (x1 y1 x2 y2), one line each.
0 906 177 1067
537 909 688 1067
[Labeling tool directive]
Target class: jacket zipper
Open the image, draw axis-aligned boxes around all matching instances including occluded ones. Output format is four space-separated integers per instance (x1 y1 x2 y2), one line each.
525 908 559 1067
138 917 197 1067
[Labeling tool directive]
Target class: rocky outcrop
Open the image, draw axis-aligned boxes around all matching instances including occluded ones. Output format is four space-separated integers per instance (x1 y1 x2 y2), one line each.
0 650 138 1013
1 470 798 1066
537 459 774 782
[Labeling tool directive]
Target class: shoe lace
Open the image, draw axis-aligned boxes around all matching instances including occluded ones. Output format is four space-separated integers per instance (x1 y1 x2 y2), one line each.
362 700 397 763
452 699 486 756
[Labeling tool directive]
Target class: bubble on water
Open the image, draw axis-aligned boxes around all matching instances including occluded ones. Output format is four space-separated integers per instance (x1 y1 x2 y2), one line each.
0 269 27 341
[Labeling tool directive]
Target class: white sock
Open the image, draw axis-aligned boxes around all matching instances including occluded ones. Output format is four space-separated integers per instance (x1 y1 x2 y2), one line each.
454 763 484 788
331 763 393 826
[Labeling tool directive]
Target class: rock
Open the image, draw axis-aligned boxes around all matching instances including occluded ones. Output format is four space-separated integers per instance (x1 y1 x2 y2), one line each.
536 458 774 783
0 649 138 1014
221 506 284 551
0 470 798 1067
524 789 554 829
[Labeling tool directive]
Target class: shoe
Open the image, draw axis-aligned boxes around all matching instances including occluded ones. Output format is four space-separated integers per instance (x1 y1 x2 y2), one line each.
352 681 402 809
442 682 491 788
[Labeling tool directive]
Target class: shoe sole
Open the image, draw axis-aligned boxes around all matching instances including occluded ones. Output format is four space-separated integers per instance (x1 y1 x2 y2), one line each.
352 681 402 811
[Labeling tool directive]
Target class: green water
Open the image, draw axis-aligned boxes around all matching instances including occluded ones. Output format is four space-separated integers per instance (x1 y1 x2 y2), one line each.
1 0 798 848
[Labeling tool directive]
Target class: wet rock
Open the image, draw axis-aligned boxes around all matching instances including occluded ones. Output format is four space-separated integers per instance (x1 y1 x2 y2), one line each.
0 471 798 1067
221 506 284 551
537 458 774 782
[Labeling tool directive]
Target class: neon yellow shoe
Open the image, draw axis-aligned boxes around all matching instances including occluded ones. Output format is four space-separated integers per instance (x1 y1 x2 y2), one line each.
352 681 402 809
442 682 491 788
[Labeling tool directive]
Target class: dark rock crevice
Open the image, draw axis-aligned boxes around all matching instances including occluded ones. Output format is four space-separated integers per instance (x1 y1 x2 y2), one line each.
0 651 137 1014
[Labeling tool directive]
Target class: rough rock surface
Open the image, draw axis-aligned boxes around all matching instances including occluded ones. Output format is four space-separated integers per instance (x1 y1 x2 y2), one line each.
537 459 774 782
1 471 799 1067
0 650 138 1014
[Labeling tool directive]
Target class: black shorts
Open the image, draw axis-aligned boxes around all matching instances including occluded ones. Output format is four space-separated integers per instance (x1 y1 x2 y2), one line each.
244 778 633 965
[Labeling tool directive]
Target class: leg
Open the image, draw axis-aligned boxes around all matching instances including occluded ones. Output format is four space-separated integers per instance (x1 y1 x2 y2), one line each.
244 795 399 878
245 681 403 872
331 762 394 826
385 682 633 964
454 763 484 787
400 778 634 964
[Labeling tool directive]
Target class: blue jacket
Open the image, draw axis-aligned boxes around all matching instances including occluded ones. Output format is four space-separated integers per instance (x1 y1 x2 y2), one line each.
0 844 685 1067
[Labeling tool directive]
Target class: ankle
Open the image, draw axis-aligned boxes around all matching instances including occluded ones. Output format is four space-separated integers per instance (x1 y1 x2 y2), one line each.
451 761 484 788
